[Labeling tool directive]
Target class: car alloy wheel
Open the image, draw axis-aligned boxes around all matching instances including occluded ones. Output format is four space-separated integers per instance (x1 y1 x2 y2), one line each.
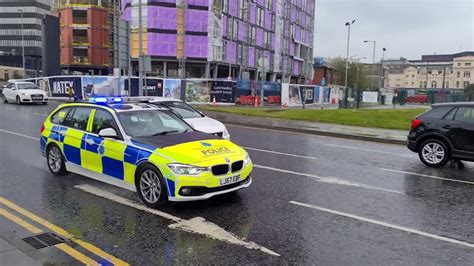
16 96 21 105
140 170 163 204
47 145 67 176
419 140 449 167
2 95 7 103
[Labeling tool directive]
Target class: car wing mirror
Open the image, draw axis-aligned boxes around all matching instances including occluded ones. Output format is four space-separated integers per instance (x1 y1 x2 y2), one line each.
98 128 119 139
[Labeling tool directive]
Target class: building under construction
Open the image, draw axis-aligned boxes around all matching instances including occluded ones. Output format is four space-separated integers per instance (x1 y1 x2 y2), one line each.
123 0 315 82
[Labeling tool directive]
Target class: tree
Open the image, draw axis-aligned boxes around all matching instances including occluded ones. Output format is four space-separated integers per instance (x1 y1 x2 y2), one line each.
329 57 370 90
464 83 474 101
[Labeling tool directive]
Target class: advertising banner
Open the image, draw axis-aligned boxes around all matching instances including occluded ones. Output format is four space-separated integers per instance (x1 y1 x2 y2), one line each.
49 76 82 98
186 79 211 103
281 83 289 106
363 91 379 103
82 76 116 98
36 78 52 97
288 85 302 106
211 80 235 103
163 79 181 99
126 78 163 96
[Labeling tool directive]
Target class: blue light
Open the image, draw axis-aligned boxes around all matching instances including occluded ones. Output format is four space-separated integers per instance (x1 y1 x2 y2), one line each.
113 97 123 103
93 97 108 103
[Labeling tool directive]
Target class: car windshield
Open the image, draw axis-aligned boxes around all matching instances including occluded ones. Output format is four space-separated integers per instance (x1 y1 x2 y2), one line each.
117 110 192 137
17 83 38 90
159 101 203 119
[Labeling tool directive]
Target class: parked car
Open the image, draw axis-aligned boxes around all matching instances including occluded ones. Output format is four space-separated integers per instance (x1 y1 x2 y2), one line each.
150 98 230 139
406 94 428 104
407 102 474 167
2 81 48 104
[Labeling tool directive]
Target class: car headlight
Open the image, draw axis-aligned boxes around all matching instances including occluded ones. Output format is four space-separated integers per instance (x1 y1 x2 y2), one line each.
243 154 252 165
20 93 29 96
222 129 230 139
167 163 208 175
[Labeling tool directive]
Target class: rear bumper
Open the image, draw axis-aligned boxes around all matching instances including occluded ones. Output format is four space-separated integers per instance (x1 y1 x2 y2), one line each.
407 139 418 152
169 175 252 202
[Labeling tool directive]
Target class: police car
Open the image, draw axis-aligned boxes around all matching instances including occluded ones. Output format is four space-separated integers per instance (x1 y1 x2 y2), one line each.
150 98 230 139
40 97 252 208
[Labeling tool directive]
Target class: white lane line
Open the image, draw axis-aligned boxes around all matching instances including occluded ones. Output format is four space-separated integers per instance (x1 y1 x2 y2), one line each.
75 184 280 256
243 146 318 160
0 129 37 140
324 144 414 158
380 168 474 186
33 112 48 117
254 164 403 194
290 200 474 249
4 107 16 111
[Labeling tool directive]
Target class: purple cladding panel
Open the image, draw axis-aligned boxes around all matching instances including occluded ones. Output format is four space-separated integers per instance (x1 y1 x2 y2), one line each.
293 61 300 75
271 33 275 50
148 33 177 56
248 46 255 67
295 27 301 41
122 0 131 12
256 28 263 47
148 6 176 30
272 0 276 12
238 21 246 41
185 35 207 58
249 3 256 24
291 9 296 22
229 1 238 17
149 0 175 3
305 31 311 44
123 8 131 21
289 42 295 56
296 0 302 7
300 13 305 26
256 0 264 6
185 9 208 32
264 11 272 29
186 0 208 6
226 41 237 64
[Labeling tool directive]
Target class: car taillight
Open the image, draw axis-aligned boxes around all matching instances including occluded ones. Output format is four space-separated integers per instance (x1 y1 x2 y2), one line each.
411 119 422 130
40 124 45 133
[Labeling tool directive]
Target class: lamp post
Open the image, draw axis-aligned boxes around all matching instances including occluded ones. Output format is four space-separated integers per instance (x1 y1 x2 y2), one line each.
380 47 386 89
138 0 143 96
344 20 356 109
364 40 376 90
18 9 25 78
351 56 366 108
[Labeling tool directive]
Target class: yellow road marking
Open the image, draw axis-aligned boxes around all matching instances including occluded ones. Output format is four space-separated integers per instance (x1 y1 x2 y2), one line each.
0 197 129 266
0 208 97 265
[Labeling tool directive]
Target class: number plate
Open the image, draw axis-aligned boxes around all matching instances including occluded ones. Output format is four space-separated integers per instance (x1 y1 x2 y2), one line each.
31 95 43 100
219 175 241 186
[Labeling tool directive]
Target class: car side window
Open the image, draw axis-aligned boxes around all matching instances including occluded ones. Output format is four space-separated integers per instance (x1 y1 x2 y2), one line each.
92 109 118 134
442 108 457 120
63 107 92 131
455 107 474 123
50 107 72 125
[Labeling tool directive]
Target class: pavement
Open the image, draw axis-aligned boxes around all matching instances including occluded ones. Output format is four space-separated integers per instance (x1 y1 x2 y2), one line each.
2 101 474 264
201 109 409 145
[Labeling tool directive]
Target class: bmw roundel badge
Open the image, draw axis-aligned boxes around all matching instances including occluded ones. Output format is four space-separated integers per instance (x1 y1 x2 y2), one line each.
201 142 212 147
225 157 230 163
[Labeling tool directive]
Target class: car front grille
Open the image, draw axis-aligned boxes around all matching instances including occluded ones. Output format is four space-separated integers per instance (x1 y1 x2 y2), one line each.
211 164 229 176
231 160 243 173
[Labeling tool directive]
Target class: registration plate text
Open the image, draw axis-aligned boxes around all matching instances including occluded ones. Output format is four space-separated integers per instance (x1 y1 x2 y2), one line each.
219 175 240 186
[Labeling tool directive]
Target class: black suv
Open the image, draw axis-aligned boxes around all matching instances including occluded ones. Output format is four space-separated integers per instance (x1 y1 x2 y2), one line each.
407 102 474 167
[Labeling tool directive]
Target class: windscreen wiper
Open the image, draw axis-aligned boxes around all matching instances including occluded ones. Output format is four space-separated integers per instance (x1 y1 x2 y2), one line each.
152 130 179 136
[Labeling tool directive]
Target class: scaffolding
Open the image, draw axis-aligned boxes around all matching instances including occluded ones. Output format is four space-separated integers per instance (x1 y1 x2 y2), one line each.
176 0 186 79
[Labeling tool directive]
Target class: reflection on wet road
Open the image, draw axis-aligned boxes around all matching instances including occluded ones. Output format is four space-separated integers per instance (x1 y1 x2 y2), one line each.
1 102 474 264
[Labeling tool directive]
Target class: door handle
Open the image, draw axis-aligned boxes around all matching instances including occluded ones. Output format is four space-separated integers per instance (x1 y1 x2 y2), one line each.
85 139 95 145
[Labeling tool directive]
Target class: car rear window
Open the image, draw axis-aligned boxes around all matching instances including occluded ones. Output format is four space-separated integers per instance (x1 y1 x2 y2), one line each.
418 106 453 119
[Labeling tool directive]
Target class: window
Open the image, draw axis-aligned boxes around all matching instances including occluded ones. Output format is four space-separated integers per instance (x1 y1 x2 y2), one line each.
51 107 72 125
466 63 471 66
464 81 470 88
63 107 92 131
456 81 460 88
223 0 228 12
233 19 238 40
443 108 457 120
420 106 454 119
92 109 118 134
257 8 264 27
227 17 233 37
431 81 437 88
265 0 272 9
445 81 449 88
3 71 8 81
455 107 474 123
117 110 192 137
457 72 461 78
464 71 471 78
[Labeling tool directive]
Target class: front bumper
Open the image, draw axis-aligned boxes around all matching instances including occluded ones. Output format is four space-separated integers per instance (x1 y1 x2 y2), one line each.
20 95 48 103
169 175 252 202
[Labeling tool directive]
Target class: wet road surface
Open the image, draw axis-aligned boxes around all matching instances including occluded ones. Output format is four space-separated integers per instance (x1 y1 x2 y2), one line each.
1 102 474 265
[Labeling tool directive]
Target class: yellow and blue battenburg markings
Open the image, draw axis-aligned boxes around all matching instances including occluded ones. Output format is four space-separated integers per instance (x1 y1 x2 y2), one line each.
40 103 177 197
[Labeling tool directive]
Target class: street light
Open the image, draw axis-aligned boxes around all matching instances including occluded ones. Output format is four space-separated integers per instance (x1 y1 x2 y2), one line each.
351 56 366 109
344 20 356 109
364 40 376 90
18 9 25 78
380 48 387 88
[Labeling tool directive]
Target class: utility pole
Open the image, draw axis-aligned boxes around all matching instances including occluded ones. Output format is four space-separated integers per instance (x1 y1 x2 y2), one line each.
364 40 376 90
344 20 356 109
138 0 143 96
177 0 186 79
379 47 386 89
18 9 25 78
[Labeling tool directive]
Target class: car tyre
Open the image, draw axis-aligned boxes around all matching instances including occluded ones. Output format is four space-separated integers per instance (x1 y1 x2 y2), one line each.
42 102 47 105
2 95 7 103
418 139 450 167
46 144 67 176
135 164 168 208
16 96 22 105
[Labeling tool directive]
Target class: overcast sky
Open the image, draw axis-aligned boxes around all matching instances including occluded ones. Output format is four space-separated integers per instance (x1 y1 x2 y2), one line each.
313 0 474 63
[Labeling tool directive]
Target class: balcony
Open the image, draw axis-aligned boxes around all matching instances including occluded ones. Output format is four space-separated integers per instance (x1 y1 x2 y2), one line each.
72 56 90 65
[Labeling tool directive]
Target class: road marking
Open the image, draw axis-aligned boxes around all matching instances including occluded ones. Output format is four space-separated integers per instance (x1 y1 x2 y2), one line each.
0 208 97 265
254 164 403 194
290 200 474 249
33 112 48 117
4 107 16 111
75 184 280 257
380 168 474 186
324 144 414 158
243 146 318 160
0 129 37 140
0 196 129 265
